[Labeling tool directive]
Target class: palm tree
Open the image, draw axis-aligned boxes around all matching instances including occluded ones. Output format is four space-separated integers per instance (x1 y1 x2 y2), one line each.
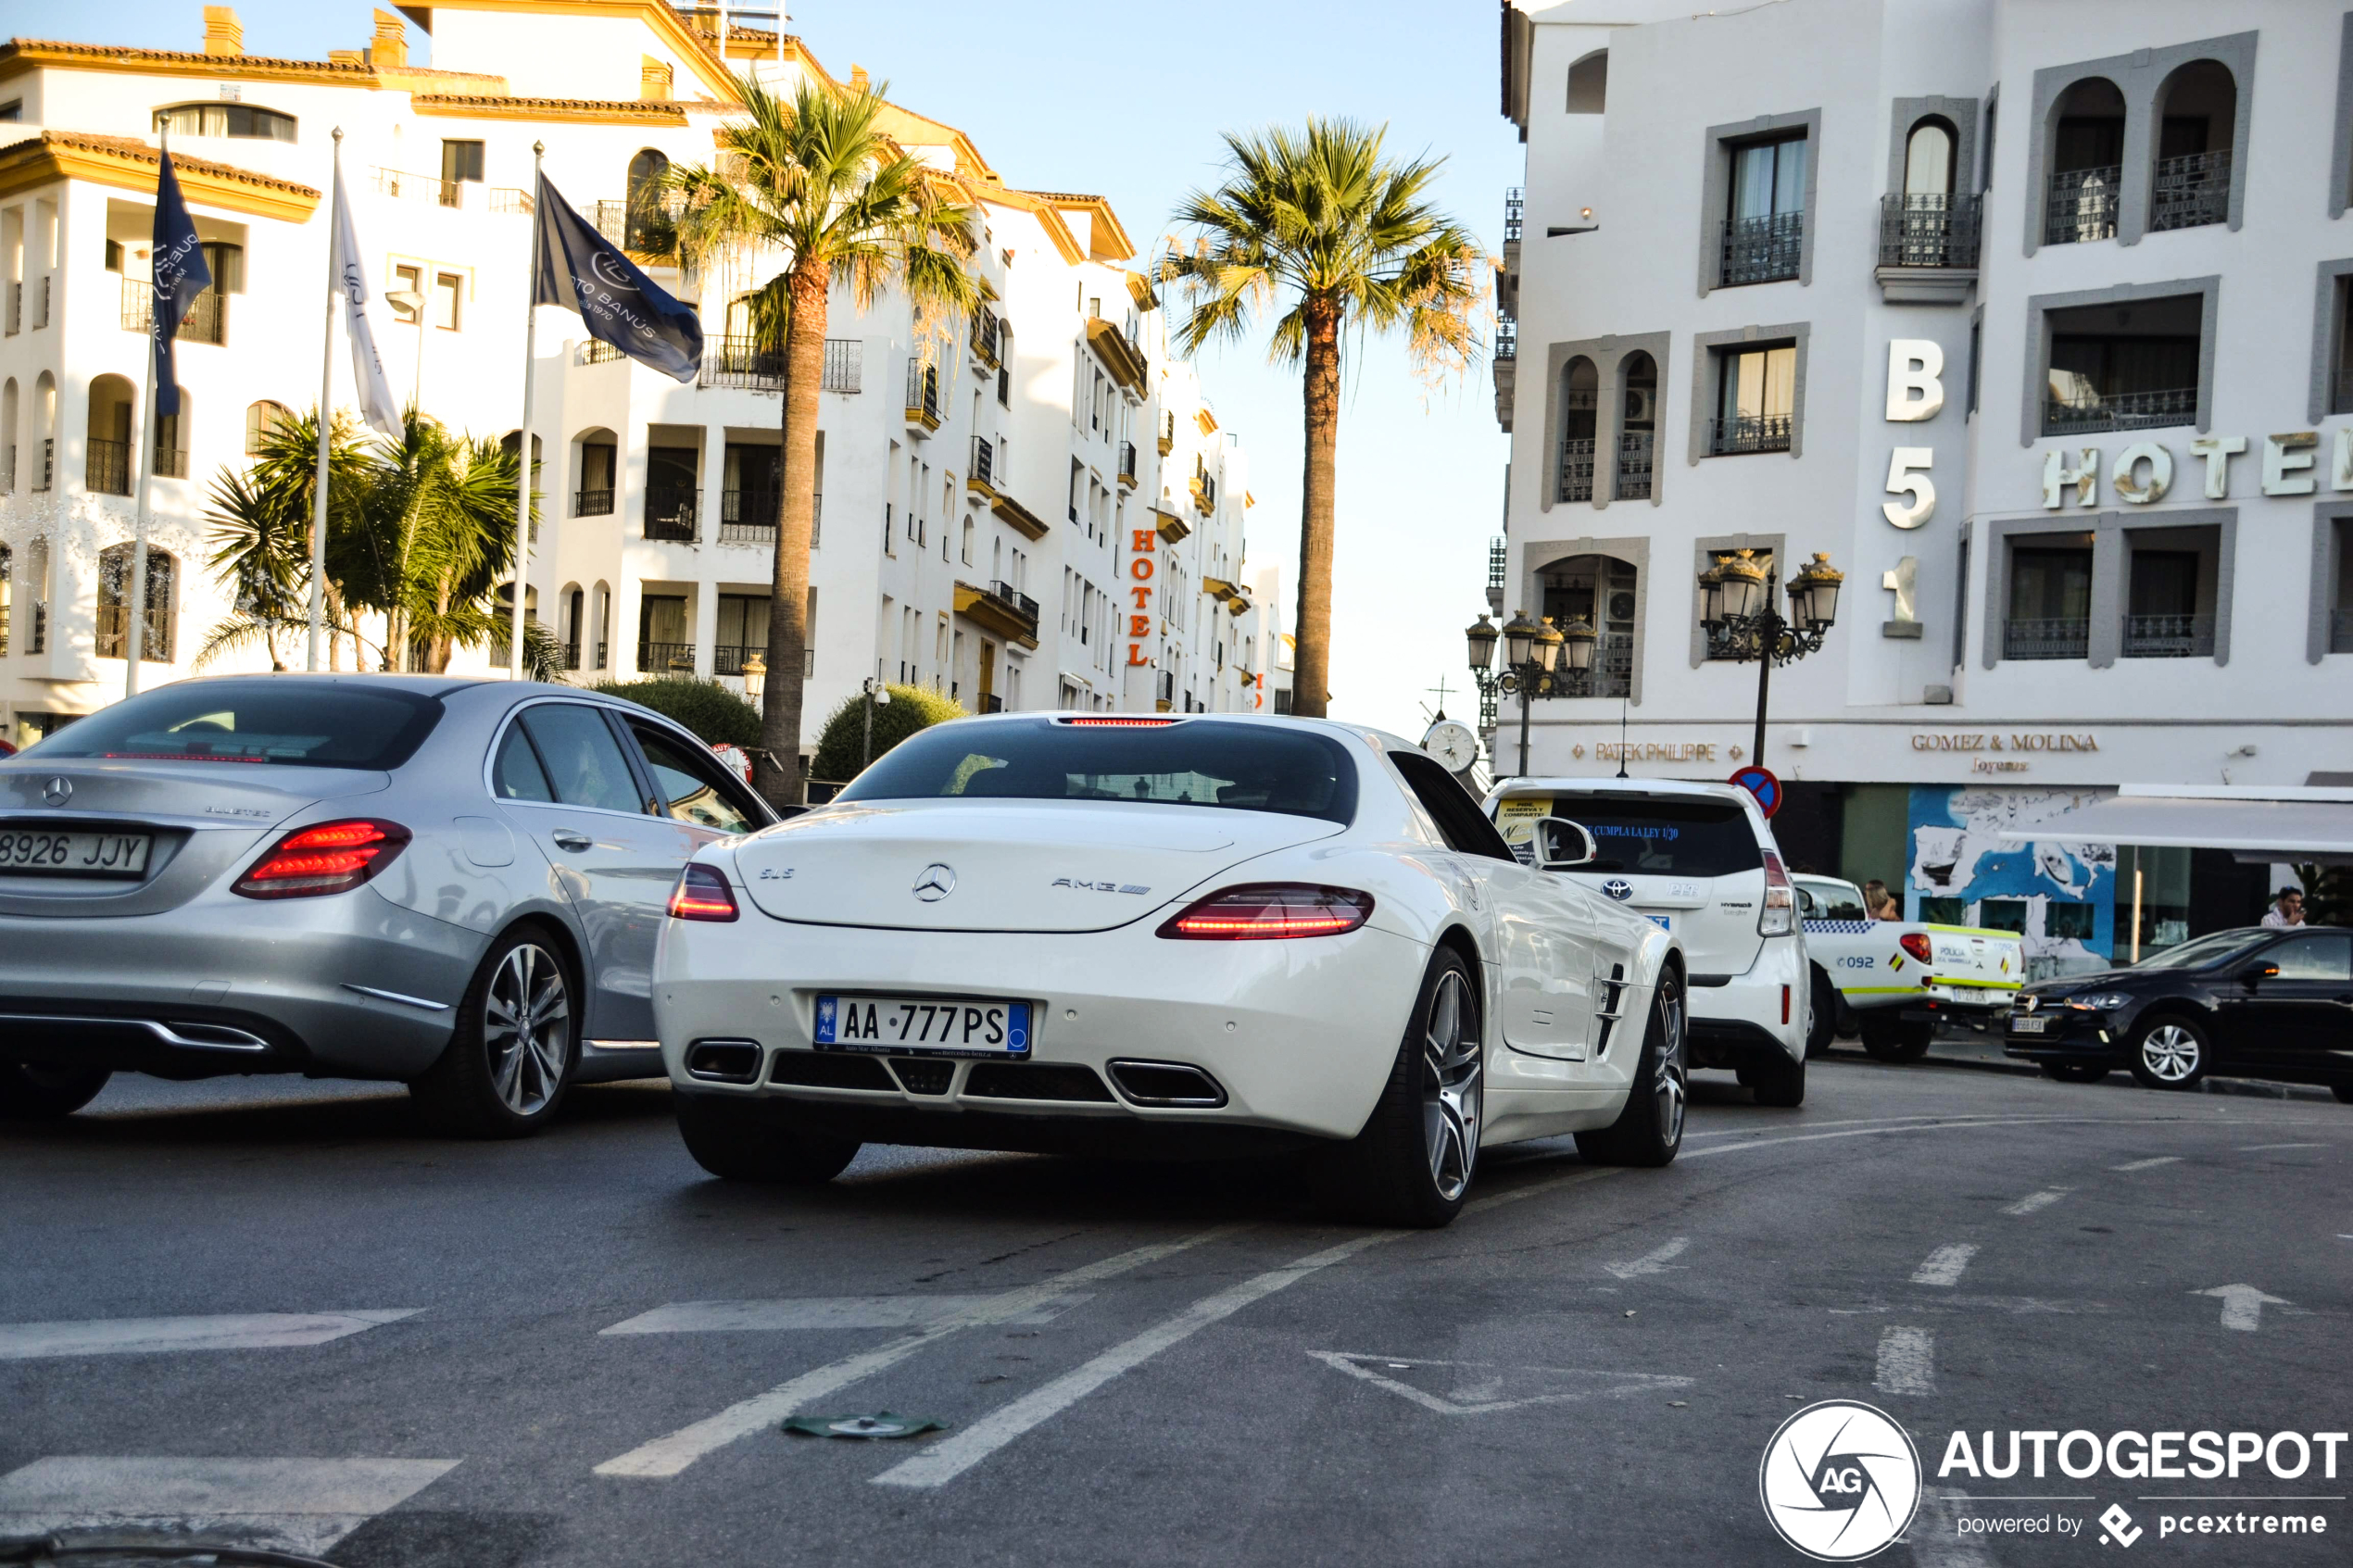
1168 119 1483 719
195 408 371 672
673 76 978 806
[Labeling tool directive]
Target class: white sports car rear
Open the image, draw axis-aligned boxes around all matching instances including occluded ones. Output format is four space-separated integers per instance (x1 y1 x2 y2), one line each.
652 714 1687 1225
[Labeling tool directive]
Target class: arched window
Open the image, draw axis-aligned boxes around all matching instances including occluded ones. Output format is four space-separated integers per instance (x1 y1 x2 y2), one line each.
97 542 174 663
154 103 296 142
625 149 673 252
573 428 618 516
32 372 55 492
590 580 612 670
1557 357 1598 502
1539 553 1636 698
1615 353 1657 501
1567 50 1607 115
245 399 293 456
559 583 585 671
84 373 137 496
2045 78 2125 245
1905 119 1956 196
22 537 47 653
2151 60 2236 232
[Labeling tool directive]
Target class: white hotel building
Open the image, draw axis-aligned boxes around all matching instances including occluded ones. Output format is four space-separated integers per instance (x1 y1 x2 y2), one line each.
1490 0 2353 971
0 2 1285 780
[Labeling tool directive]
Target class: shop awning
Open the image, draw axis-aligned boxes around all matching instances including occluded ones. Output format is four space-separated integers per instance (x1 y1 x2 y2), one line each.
1997 786 2353 865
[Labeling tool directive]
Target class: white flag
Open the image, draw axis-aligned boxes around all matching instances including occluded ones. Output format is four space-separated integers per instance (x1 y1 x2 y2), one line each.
331 161 402 437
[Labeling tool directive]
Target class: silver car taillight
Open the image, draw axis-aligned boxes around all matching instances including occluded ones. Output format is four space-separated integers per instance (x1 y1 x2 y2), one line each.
1758 849 1795 936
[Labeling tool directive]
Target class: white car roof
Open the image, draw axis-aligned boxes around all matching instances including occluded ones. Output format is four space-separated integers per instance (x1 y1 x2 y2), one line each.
1491 776 1755 806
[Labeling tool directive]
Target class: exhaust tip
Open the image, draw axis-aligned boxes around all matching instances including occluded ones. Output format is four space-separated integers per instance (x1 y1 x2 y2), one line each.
684 1039 762 1084
1105 1060 1227 1109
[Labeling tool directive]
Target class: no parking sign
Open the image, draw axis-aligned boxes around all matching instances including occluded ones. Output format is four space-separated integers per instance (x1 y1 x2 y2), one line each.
1730 765 1781 818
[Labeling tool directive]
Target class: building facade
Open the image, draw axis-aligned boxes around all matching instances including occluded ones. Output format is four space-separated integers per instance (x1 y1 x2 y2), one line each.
1493 0 2352 972
0 1 1272 774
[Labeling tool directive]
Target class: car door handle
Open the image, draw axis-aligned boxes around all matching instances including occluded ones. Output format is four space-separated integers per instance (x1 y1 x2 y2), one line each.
550 830 594 853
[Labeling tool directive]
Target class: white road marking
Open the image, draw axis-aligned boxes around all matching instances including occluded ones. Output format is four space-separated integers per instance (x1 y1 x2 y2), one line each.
0 1456 458 1559
2239 1143 2325 1152
2193 1283 2287 1332
2110 1156 2181 1171
1305 1352 1691 1415
1604 1236 1689 1280
0 1311 420 1361
1874 1326 1935 1394
2001 1189 2070 1217
599 1295 1089 1335
593 1227 1236 1478
872 1232 1392 1490
1907 1489 2001 1568
1910 1244 1979 1287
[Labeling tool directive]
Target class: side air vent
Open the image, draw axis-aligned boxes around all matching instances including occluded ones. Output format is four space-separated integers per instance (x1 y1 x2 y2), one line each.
1593 963 1629 1058
767 1051 895 1091
964 1062 1115 1103
888 1058 956 1096
1105 1060 1227 1108
685 1039 763 1084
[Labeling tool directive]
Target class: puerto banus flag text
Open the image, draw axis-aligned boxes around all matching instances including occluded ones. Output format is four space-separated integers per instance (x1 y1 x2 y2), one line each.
532 172 701 383
149 149 211 417
331 160 402 437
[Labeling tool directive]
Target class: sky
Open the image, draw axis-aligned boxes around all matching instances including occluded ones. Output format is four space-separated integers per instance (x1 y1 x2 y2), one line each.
16 0 1518 740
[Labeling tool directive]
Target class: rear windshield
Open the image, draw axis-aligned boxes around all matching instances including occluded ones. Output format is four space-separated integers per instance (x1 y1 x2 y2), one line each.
836 718 1359 824
26 681 444 771
1501 794 1763 878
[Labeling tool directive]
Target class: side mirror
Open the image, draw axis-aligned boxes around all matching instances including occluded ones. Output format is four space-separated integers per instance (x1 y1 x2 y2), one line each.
1534 816 1597 872
2245 961 2280 985
1796 887 1819 917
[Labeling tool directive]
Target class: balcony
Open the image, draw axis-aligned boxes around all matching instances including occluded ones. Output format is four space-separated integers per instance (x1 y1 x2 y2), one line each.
2002 617 2089 661
591 193 684 257
95 605 171 663
637 641 697 673
2044 165 2120 246
720 486 784 546
644 483 698 543
86 438 132 497
2150 149 2232 233
371 166 531 214
577 340 626 366
968 434 996 495
904 360 940 433
1086 314 1149 395
121 278 226 345
989 489 1051 542
574 487 614 517
1707 415 1792 456
1189 470 1217 514
2121 613 2215 659
1152 506 1189 544
560 641 580 671
1717 212 1802 288
2042 386 2196 438
155 445 187 480
1158 411 1175 457
970 307 1000 371
954 579 1040 649
1875 193 1981 305
997 365 1010 408
1615 432 1655 500
1557 438 1595 503
1117 441 1138 490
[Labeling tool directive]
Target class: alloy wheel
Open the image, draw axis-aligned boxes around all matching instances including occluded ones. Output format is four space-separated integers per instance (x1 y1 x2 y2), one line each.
1653 982 1688 1147
1420 968 1481 1202
484 943 571 1116
2140 1022 2201 1084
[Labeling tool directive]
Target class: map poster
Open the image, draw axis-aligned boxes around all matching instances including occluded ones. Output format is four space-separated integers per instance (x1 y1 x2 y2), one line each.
1905 785 2118 978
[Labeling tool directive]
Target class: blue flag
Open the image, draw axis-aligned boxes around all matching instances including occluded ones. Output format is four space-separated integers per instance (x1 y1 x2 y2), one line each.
149 150 211 417
532 173 701 383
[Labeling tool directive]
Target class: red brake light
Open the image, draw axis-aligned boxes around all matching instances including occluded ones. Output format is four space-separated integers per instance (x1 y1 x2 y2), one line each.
232 818 410 899
669 863 740 922
1899 931 1934 964
1059 716 1176 727
1157 884 1374 940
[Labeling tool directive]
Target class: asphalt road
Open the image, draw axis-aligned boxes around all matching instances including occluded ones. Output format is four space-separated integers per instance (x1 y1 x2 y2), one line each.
2 1059 2346 1568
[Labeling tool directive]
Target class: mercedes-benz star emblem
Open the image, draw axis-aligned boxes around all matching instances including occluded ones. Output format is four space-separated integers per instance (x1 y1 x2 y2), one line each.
912 863 956 902
1603 878 1633 901
41 777 72 808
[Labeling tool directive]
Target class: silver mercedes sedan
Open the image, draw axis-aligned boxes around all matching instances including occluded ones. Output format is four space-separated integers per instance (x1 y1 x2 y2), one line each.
0 675 777 1135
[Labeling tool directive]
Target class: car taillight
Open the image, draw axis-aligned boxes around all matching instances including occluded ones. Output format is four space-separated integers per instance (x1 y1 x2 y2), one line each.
1758 850 1794 936
1899 931 1934 964
1058 716 1176 726
669 863 740 922
1157 884 1374 940
232 819 411 899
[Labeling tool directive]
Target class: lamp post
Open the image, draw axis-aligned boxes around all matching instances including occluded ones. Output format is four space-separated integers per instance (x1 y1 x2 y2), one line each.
741 652 766 707
1466 609 1594 779
1695 548 1843 767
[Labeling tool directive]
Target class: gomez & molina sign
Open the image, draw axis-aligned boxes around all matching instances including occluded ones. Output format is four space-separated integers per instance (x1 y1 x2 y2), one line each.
1911 732 2100 752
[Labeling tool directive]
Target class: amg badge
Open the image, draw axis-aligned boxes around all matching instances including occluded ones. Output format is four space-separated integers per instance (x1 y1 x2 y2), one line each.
1051 877 1151 896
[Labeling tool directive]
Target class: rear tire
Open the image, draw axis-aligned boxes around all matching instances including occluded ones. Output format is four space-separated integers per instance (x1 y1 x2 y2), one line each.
1315 949 1482 1227
1575 969 1688 1165
0 1062 112 1120
1858 1014 1934 1063
675 1095 860 1184
2334 1084 2353 1105
2040 1061 2108 1085
1805 968 1837 1058
1744 1047 1806 1109
410 924 579 1138
2127 1013 2209 1091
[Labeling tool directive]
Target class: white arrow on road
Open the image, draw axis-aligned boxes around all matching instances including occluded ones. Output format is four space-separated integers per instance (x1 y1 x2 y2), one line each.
1605 1236 1690 1280
2193 1284 2288 1332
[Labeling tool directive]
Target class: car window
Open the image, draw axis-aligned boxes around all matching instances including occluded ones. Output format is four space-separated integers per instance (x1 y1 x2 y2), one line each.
518 704 643 814
30 680 442 770
1390 752 1516 862
1499 794 1763 878
491 722 555 802
2135 929 2270 970
631 721 761 834
2268 934 2352 983
1799 880 1867 920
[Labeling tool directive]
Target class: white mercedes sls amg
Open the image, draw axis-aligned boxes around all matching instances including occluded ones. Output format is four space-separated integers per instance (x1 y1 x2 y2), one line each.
652 713 1688 1226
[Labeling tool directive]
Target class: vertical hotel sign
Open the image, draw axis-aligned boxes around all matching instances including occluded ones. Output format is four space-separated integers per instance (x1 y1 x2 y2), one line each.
1127 524 1157 669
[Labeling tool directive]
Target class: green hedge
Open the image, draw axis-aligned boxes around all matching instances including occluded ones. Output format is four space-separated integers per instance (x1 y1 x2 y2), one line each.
810 683 966 784
587 677 762 747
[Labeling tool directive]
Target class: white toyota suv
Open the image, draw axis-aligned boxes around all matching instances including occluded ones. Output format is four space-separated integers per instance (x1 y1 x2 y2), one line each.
1486 777 1806 1106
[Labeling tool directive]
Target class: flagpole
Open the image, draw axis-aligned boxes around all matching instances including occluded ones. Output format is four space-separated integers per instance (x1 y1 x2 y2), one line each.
308 128 343 673
510 141 544 681
124 132 170 700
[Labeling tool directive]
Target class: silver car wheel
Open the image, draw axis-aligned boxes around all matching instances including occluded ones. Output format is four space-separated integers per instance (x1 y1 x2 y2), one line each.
1420 968 1481 1203
484 942 571 1116
1654 982 1687 1147
2140 1022 2201 1084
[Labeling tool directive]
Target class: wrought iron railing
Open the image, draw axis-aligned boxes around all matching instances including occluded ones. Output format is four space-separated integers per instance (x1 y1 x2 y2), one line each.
1718 212 1802 286
1557 437 1595 503
970 307 999 367
2044 164 2120 245
824 338 862 393
577 340 625 366
86 438 132 496
2042 386 2196 436
2002 617 2089 661
95 604 170 662
1494 318 1516 361
1877 192 1982 269
561 641 580 671
1503 186 1524 245
644 484 698 542
2149 149 2231 232
574 487 614 517
1707 414 1793 455
721 486 780 545
969 434 995 490
2122 612 2214 659
121 278 226 344
997 366 1010 408
154 445 188 480
591 192 684 255
637 642 697 673
905 359 939 426
1118 441 1137 485
1615 432 1655 500
700 335 784 390
988 581 1040 627
712 644 761 676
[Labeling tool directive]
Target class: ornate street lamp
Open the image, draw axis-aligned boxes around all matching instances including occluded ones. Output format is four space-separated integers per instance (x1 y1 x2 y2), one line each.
741 652 766 707
1465 613 1499 674
1468 608 1566 779
1696 548 1843 767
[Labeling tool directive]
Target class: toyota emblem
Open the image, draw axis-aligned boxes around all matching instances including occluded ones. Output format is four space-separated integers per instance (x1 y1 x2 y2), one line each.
912 863 956 902
1602 878 1633 901
41 777 72 808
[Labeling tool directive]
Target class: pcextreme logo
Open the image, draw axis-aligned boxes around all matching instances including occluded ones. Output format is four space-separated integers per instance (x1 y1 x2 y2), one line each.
1759 1400 1923 1562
